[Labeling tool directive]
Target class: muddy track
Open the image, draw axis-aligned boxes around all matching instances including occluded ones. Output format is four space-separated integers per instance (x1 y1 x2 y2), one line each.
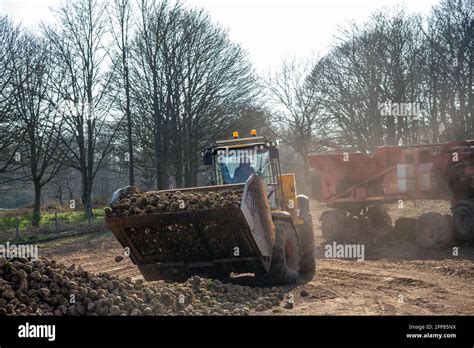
40 200 474 315
41 233 142 280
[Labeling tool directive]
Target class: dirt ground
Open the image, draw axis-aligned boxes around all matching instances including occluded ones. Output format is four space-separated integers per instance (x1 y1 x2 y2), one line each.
40 199 474 315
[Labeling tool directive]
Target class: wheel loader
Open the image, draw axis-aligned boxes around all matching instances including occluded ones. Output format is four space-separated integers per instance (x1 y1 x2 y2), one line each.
105 130 315 284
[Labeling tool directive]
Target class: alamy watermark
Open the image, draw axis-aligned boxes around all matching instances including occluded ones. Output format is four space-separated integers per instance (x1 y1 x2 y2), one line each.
216 146 258 167
379 100 421 119
0 242 39 261
324 241 365 261
18 322 55 342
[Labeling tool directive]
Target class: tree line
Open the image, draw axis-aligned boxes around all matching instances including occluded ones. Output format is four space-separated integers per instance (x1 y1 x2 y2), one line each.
266 0 472 190
0 0 264 224
0 0 471 224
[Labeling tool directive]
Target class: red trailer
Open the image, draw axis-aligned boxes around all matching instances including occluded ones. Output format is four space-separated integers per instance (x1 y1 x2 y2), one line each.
308 140 474 248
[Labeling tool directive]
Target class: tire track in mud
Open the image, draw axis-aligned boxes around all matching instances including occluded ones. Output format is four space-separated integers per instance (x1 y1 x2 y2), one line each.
298 258 474 315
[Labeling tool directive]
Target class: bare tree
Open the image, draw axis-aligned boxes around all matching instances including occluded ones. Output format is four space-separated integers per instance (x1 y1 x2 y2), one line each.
49 167 79 205
421 0 472 141
131 1 259 188
308 10 425 151
0 16 24 178
43 0 120 218
132 0 180 189
109 0 136 185
10 32 64 225
267 57 327 192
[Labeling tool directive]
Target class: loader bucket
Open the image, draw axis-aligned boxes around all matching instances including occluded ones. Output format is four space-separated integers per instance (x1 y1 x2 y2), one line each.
105 175 275 281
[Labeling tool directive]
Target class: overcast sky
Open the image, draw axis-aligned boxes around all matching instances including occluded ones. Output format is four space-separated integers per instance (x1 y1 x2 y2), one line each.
1 0 439 72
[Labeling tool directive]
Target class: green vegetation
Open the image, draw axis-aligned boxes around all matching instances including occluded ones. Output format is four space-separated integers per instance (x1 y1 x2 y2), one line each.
0 208 105 231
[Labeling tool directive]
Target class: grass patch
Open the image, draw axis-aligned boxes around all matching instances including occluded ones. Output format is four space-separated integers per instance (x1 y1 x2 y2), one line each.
0 208 105 231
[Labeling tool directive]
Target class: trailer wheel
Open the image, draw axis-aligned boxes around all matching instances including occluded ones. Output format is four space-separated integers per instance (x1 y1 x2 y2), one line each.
453 204 474 242
415 212 454 249
320 210 346 242
367 206 392 239
262 219 300 285
298 215 316 277
394 217 417 241
343 216 371 243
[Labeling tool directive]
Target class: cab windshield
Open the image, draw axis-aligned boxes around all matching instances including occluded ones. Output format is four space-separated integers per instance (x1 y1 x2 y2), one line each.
215 147 276 185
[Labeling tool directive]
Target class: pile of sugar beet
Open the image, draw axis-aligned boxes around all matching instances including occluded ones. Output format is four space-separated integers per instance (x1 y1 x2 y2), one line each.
105 189 244 217
0 257 288 316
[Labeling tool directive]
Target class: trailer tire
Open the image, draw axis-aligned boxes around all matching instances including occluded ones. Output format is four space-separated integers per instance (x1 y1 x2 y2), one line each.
453 204 474 242
415 212 454 249
320 210 346 242
367 206 393 239
263 219 300 285
394 217 417 241
343 216 371 243
298 215 316 277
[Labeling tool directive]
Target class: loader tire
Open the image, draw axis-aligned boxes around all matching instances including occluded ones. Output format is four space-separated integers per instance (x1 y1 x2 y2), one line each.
367 206 393 239
298 215 316 277
263 219 300 285
453 204 474 242
415 212 454 249
320 209 346 242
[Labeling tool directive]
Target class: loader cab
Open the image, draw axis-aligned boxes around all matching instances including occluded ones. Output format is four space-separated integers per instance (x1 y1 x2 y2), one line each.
203 131 283 209
215 146 278 185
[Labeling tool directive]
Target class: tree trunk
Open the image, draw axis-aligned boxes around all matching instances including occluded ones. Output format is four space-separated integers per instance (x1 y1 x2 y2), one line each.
125 64 135 186
84 183 93 220
81 172 93 219
152 79 163 189
57 185 63 205
191 161 198 187
32 182 42 227
162 119 170 188
67 184 74 201
175 150 183 188
386 116 396 145
154 129 162 189
184 160 193 187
